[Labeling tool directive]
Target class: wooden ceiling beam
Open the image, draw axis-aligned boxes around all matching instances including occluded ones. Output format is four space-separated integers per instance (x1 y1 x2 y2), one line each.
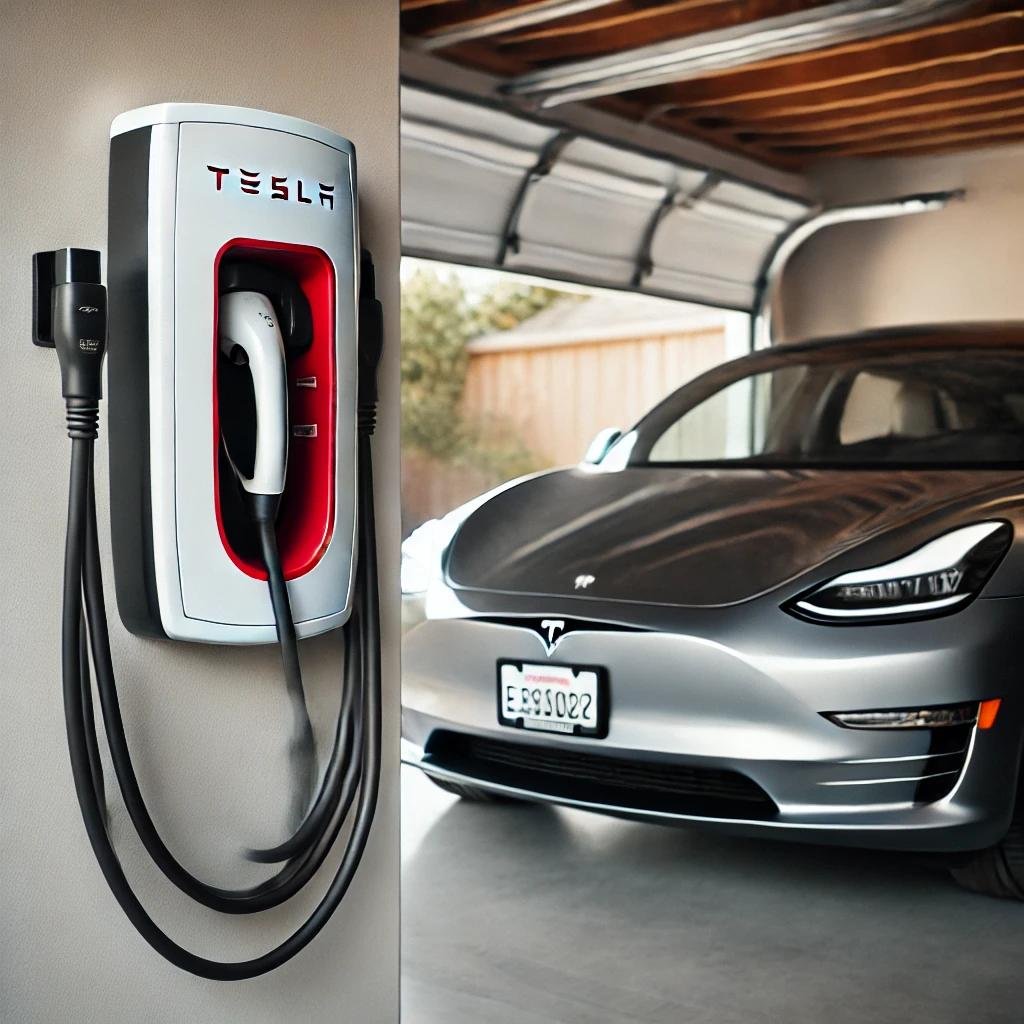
496 0 836 64
637 47 1024 138
743 99 1024 147
633 54 1024 163
688 78 1024 132
770 116 1024 157
404 0 586 37
502 0 733 43
643 61 1024 147
407 0 622 52
626 11 1023 110
401 0 465 12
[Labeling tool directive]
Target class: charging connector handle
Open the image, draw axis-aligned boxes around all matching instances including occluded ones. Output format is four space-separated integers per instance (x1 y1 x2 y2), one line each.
37 249 108 442
218 290 289 497
53 281 107 404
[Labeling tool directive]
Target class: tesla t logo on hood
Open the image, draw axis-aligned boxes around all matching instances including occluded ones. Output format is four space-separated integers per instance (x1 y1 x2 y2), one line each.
574 574 596 590
540 619 565 653
475 616 647 657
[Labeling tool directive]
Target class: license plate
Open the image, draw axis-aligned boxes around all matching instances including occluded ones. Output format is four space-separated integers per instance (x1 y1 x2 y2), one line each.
497 660 608 738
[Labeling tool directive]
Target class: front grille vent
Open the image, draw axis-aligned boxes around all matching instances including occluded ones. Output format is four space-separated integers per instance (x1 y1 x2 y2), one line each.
916 724 973 804
425 731 778 820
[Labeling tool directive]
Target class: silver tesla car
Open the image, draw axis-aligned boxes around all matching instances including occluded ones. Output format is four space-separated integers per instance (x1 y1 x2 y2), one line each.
401 324 1024 899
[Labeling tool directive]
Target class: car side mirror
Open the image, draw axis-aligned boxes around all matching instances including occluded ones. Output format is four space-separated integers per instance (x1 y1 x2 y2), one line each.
583 427 622 465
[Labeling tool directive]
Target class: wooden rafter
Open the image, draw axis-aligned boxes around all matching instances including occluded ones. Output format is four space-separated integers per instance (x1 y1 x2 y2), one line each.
704 79 1024 131
743 96 1024 146
791 118 1024 157
496 0 838 62
408 0 621 51
401 0 464 12
626 13 1024 110
501 0 743 43
404 0 581 35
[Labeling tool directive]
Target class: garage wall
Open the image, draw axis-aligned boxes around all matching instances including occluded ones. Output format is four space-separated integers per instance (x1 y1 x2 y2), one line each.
0 3 399 1022
777 143 1024 342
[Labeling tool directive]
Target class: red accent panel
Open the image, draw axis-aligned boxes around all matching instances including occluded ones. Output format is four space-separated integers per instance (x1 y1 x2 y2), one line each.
212 238 337 581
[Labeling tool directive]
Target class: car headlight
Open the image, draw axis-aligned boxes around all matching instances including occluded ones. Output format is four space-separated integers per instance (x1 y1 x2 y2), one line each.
787 521 1012 624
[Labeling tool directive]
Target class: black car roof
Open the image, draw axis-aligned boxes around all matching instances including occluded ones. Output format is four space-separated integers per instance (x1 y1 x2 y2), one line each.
749 322 1024 364
631 322 1024 442
689 322 1024 388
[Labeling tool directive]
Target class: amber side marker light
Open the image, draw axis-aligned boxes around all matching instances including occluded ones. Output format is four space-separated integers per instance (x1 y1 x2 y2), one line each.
978 698 1002 730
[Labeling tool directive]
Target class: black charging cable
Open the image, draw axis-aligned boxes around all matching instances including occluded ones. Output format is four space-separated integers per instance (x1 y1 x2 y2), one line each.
255 515 318 828
49 252 384 978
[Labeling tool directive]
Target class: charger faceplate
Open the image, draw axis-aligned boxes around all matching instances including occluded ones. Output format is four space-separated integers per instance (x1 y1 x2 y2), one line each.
107 104 358 643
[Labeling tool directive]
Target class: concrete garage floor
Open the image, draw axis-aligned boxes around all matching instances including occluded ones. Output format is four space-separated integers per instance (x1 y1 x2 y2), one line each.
402 767 1024 1024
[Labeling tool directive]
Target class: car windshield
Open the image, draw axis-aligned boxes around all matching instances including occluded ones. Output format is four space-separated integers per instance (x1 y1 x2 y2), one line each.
629 347 1024 467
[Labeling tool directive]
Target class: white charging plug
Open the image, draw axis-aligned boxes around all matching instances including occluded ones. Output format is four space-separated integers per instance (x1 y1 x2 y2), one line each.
218 290 289 497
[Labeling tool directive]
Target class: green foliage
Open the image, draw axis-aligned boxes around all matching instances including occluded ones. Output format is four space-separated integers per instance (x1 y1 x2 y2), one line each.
400 268 471 458
400 266 568 476
446 418 540 481
467 279 568 336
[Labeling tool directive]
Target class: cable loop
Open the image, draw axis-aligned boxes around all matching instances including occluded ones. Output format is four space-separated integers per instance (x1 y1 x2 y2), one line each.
61 429 381 978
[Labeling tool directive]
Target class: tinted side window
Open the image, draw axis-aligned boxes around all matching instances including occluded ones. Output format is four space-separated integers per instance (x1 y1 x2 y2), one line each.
647 367 808 462
637 351 1024 466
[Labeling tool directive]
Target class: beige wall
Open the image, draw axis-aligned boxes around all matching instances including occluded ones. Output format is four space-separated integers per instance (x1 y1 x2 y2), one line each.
777 143 1024 343
1 4 399 1022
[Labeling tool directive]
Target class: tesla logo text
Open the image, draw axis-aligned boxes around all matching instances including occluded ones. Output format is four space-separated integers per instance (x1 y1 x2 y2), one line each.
574 574 596 591
206 165 335 209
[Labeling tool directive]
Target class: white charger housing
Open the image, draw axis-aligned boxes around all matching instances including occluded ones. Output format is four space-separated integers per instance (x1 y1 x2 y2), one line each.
107 104 358 644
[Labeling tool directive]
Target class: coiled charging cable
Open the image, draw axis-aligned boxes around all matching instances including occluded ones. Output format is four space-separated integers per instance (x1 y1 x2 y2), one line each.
50 252 384 979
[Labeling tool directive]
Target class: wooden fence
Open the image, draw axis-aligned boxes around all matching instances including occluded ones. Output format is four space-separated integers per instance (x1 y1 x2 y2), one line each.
461 324 729 467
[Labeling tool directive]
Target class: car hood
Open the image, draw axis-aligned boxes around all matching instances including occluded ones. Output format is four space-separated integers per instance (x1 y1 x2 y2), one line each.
445 466 1024 607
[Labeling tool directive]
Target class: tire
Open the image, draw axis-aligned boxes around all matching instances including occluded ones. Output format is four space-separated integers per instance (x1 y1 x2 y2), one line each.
950 778 1024 900
427 776 523 803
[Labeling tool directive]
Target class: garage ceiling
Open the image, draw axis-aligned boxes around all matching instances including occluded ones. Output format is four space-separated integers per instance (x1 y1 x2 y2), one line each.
401 0 1024 171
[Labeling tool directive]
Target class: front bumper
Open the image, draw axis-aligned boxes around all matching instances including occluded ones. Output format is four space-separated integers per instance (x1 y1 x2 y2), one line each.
402 598 1024 852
